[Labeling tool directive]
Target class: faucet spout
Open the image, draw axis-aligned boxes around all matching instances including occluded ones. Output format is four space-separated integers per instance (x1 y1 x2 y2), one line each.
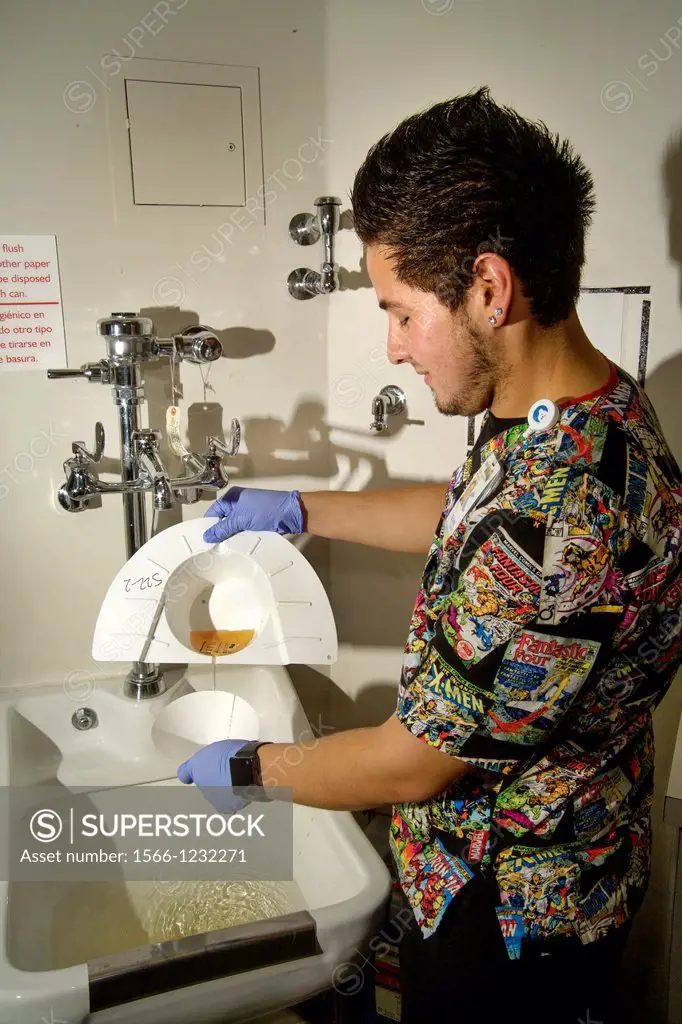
134 429 173 510
317 262 339 294
370 395 388 432
370 385 407 433
151 475 173 510
169 455 229 494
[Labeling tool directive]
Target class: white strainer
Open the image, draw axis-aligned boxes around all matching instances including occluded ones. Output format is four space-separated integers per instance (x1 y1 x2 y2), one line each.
152 690 259 763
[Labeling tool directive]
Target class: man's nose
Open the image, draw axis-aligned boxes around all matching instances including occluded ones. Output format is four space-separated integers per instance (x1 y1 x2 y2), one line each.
387 325 408 365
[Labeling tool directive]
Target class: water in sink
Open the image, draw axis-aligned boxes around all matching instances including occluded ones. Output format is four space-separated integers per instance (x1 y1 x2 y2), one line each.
9 878 308 971
135 879 298 940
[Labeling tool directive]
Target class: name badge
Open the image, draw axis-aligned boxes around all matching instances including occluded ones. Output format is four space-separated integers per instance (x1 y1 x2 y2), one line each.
442 455 504 536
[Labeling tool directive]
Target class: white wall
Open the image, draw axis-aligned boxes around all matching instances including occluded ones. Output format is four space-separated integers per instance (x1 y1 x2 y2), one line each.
2 0 682 1018
322 1 682 1019
0 0 333 702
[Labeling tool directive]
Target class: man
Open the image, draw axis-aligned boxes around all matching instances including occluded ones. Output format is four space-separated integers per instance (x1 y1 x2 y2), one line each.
178 88 682 1023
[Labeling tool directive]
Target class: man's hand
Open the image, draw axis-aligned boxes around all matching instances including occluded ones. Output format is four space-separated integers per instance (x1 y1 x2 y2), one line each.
177 738 254 814
203 487 304 544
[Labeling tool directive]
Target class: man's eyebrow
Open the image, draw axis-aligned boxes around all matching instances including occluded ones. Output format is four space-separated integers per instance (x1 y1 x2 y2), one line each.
378 299 402 312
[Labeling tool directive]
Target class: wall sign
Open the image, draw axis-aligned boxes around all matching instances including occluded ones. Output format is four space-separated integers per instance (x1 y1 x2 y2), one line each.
0 234 67 372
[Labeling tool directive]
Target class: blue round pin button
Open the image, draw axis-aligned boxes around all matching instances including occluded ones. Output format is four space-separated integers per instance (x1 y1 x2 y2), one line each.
527 398 559 432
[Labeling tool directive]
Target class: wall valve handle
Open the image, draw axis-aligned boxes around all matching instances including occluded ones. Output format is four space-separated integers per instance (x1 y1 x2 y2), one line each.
72 422 105 463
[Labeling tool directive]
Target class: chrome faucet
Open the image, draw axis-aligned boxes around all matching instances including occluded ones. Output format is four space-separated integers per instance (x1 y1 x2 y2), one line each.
287 196 343 299
370 385 406 432
167 431 240 500
48 312 241 701
134 429 173 511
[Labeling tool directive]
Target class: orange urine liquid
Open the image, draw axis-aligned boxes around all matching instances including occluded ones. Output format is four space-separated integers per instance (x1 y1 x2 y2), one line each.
189 629 256 657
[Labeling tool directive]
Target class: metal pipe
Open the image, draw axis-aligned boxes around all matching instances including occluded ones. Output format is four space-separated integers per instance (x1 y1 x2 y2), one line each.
116 364 147 558
113 361 164 697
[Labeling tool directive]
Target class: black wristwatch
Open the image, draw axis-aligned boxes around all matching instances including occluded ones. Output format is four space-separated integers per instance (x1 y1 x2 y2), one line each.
229 741 271 800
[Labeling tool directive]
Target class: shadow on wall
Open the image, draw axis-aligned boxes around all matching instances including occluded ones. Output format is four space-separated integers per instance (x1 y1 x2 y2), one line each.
287 665 400 735
337 209 373 291
617 130 682 1024
648 132 682 466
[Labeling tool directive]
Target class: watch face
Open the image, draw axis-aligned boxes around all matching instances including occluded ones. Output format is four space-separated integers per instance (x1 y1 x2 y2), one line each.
230 753 256 788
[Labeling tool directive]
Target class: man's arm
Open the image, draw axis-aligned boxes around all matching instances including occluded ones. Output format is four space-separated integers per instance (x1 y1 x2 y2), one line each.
299 482 449 554
256 713 470 811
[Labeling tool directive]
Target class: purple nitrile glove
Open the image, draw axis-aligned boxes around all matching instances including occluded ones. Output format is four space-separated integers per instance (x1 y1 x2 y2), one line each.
177 738 252 814
203 486 304 544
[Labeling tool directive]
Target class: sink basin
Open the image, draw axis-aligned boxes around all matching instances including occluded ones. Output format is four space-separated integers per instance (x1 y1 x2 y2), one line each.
0 666 391 1023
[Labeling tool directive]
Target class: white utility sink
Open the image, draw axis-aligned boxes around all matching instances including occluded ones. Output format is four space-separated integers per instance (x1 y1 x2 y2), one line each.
0 665 391 1023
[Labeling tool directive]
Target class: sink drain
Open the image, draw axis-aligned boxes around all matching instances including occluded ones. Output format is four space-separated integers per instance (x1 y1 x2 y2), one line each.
71 707 99 731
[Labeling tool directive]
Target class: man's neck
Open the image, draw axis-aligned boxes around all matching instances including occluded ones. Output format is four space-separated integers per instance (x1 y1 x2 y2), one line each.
489 309 612 418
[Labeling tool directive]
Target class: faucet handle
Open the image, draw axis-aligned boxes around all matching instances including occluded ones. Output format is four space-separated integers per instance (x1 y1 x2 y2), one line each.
208 418 241 458
48 360 110 384
72 422 105 463
289 212 320 246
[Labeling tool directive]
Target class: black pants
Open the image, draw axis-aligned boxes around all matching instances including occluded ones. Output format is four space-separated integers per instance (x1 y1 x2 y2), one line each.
399 876 632 1024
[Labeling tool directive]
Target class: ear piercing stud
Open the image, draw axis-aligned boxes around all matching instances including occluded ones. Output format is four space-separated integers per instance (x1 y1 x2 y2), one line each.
488 307 504 325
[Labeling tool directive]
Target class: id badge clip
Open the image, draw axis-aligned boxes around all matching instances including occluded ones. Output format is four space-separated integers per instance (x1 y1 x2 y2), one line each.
443 455 504 536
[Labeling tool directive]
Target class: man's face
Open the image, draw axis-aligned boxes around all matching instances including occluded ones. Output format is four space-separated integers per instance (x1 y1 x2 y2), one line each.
367 244 500 417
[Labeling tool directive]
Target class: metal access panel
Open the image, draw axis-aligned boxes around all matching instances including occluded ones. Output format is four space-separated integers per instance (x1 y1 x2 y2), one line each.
126 80 246 207
105 57 264 224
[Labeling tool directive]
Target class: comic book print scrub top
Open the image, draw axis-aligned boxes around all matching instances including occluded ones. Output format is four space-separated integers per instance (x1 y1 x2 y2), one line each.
390 362 682 959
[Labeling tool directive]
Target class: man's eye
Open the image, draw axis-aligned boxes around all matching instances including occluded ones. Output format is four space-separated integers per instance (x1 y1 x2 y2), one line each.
399 316 410 329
